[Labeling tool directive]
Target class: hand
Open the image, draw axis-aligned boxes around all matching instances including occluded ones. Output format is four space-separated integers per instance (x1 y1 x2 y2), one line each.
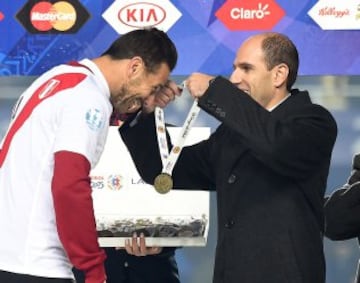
326 181 360 209
142 80 182 113
348 169 360 185
185 72 215 99
118 232 163 256
348 154 360 184
324 181 360 240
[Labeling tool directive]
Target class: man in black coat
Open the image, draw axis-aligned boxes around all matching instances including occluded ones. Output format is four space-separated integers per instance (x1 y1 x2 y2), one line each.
73 247 179 283
324 154 360 283
120 32 338 283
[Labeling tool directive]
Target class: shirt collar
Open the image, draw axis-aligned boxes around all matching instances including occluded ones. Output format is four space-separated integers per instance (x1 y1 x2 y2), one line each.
267 93 291 112
78 58 110 99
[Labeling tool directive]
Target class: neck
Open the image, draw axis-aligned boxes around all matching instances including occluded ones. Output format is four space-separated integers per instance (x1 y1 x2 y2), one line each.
92 56 127 94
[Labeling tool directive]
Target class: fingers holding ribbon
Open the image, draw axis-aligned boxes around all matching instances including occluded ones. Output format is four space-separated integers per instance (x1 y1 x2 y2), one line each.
154 80 182 108
142 80 180 113
185 72 215 99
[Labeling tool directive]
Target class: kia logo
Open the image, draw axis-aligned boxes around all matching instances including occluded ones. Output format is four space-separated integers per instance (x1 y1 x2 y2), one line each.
118 2 166 28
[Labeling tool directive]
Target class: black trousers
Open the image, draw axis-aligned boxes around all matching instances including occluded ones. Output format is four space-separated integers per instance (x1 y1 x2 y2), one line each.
0 270 74 283
73 248 180 283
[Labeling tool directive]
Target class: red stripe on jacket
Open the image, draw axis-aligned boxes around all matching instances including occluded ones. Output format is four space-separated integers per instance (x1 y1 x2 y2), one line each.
52 151 106 283
0 73 87 167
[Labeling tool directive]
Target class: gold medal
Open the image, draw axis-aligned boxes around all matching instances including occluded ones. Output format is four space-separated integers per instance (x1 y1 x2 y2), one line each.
154 173 173 194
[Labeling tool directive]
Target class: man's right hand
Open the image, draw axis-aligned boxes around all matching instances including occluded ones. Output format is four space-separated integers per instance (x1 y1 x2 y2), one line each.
348 154 360 184
324 154 360 240
185 72 215 99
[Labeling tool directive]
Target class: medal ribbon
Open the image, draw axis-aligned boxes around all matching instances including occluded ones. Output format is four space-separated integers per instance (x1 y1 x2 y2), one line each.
155 85 201 176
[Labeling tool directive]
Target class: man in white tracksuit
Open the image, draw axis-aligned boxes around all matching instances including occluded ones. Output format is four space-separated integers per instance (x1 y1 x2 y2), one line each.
0 27 179 283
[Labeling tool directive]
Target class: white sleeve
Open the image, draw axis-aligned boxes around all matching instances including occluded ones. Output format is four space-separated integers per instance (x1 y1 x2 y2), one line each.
53 88 110 168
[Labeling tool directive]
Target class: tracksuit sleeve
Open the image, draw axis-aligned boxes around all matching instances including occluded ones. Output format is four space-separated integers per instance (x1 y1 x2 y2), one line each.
52 150 106 283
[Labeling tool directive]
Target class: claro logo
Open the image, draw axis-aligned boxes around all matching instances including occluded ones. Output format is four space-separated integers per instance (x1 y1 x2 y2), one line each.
118 2 166 28
230 3 270 20
16 0 90 34
216 0 285 31
102 0 181 34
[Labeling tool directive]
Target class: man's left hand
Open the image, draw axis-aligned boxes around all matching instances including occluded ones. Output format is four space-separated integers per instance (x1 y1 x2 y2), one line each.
142 80 181 113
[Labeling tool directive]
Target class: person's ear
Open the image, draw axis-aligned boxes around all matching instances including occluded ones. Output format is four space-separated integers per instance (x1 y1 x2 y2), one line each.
273 63 289 88
127 56 145 78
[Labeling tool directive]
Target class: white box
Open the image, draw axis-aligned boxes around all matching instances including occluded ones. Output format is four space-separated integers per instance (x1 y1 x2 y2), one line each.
91 126 211 247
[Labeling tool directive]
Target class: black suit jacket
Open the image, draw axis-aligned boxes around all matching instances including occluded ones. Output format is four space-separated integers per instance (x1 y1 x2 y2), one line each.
73 247 179 283
120 76 337 283
325 154 360 283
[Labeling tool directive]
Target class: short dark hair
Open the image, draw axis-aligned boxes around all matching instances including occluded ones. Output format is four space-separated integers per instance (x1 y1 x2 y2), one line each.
102 27 178 73
261 33 299 91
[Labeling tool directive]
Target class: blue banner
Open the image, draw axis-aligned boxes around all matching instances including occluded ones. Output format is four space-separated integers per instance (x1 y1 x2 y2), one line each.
0 0 359 76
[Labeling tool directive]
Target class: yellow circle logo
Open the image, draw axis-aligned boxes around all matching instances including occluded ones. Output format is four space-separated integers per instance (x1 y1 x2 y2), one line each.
52 2 77 31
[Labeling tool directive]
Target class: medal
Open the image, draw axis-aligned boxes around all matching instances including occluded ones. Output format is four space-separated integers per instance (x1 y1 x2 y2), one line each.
154 173 173 194
154 83 200 194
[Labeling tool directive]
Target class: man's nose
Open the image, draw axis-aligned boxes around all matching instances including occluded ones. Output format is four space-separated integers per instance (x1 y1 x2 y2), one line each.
229 71 242 84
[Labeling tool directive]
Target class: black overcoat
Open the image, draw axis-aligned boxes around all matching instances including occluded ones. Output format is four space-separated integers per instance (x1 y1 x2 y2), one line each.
120 76 337 283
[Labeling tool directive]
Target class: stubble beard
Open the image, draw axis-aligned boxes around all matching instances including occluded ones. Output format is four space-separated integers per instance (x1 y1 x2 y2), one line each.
111 85 129 114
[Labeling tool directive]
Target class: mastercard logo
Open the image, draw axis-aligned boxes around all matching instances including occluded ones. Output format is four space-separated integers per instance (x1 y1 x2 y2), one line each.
16 0 90 34
30 1 76 31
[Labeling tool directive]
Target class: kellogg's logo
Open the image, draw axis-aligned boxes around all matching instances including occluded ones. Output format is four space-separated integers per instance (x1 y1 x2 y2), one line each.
308 0 360 30
16 0 90 34
102 0 181 34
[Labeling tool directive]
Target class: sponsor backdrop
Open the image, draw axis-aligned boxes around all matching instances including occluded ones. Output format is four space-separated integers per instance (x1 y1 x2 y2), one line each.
0 0 360 76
